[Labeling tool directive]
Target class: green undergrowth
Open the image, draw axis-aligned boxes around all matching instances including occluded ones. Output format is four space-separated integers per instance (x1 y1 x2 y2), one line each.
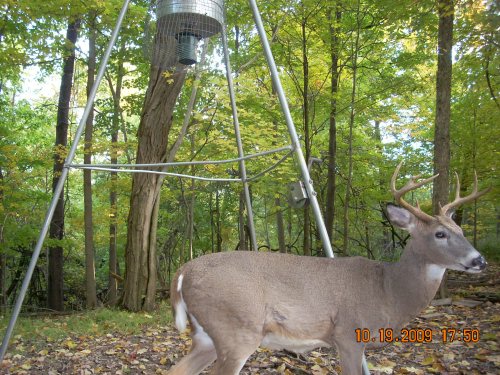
479 237 500 262
0 302 172 344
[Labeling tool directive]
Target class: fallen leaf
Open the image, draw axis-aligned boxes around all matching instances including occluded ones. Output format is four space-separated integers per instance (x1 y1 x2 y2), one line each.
421 356 436 366
484 354 500 365
401 366 425 374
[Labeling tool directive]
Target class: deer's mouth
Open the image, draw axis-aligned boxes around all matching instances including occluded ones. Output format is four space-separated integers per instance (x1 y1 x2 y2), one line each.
460 264 480 273
460 263 486 274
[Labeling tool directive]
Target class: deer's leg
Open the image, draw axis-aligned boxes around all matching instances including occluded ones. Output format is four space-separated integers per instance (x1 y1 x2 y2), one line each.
210 333 261 375
334 339 366 375
167 329 217 375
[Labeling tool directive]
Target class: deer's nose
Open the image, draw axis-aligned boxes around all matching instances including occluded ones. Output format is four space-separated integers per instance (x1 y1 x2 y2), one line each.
471 256 487 270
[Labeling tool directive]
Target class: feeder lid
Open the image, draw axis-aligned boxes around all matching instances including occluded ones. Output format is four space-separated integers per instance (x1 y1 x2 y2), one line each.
156 0 224 39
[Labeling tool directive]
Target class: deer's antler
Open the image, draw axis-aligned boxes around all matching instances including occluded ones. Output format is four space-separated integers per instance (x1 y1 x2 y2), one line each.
439 171 491 217
390 161 438 222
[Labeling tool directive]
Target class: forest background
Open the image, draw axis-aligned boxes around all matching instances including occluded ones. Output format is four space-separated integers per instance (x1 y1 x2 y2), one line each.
0 0 498 316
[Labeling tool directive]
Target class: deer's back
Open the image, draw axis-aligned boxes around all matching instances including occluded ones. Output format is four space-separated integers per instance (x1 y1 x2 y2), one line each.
176 251 387 317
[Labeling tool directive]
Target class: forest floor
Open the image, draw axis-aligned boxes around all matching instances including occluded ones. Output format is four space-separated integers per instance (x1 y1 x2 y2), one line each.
1 263 499 375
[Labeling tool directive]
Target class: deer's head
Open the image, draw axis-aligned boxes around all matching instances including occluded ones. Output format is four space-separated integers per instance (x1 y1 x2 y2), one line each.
386 162 490 273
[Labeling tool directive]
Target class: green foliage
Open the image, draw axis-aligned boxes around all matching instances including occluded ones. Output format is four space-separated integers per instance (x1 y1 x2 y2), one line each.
478 237 500 263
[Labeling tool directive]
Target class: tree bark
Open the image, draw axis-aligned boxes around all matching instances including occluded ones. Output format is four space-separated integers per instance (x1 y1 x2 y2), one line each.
271 79 286 253
122 28 186 310
216 187 222 252
109 128 119 306
187 166 195 260
433 0 454 299
374 121 391 257
325 4 342 243
0 167 5 309
432 0 453 213
106 42 125 307
234 23 248 251
83 13 97 309
301 15 311 257
238 192 248 250
275 197 286 253
48 18 80 312
342 1 360 255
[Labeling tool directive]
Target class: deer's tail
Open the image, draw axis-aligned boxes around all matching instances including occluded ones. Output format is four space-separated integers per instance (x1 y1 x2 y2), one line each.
170 271 188 332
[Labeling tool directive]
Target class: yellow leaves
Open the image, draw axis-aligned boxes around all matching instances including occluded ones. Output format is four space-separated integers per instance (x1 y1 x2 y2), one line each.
489 314 500 323
20 362 32 370
420 355 436 366
310 363 330 375
276 363 288 373
63 339 77 349
419 354 445 373
369 359 397 374
137 348 148 355
53 144 68 162
399 366 425 374
162 70 175 85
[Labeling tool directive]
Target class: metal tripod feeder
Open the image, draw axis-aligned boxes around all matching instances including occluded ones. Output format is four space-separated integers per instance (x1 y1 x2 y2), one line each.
156 0 224 65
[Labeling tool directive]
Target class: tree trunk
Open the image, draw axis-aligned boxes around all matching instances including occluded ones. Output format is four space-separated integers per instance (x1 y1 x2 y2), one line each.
216 187 222 252
122 31 186 311
188 182 195 260
433 0 454 299
109 128 119 306
325 4 341 243
234 24 248 251
374 121 391 257
270 79 286 253
275 197 286 253
106 42 125 307
238 192 247 250
0 167 5 309
48 19 80 312
83 13 97 309
432 0 453 213
342 2 360 255
301 16 311 257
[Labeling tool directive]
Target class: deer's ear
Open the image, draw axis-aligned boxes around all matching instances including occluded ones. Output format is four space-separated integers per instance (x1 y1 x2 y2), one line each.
386 203 416 231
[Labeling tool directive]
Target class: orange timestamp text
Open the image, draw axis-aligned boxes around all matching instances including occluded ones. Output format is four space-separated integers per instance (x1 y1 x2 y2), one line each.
355 328 480 344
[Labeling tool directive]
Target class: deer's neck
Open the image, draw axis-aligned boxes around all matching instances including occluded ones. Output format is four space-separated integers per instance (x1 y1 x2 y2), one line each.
385 241 445 327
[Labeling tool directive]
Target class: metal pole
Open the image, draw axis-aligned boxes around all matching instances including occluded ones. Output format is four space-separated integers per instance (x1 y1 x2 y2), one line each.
248 0 333 258
0 0 131 361
248 0 370 373
221 24 258 251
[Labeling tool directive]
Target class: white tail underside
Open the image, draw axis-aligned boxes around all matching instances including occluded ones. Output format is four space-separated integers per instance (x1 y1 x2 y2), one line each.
174 274 188 332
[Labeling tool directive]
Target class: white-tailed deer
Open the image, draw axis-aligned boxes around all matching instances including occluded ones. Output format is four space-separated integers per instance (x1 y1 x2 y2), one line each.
167 162 489 375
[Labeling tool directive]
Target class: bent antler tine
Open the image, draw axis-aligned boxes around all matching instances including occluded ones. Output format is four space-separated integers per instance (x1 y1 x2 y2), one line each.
411 174 439 190
454 172 461 201
390 162 438 222
390 161 404 197
440 171 492 217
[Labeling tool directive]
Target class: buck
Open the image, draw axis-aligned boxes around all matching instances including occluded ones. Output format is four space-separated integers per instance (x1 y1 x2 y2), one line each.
167 163 489 375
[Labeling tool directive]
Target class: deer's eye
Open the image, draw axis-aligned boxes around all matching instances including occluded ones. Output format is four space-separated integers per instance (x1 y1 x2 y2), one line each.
435 231 447 239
